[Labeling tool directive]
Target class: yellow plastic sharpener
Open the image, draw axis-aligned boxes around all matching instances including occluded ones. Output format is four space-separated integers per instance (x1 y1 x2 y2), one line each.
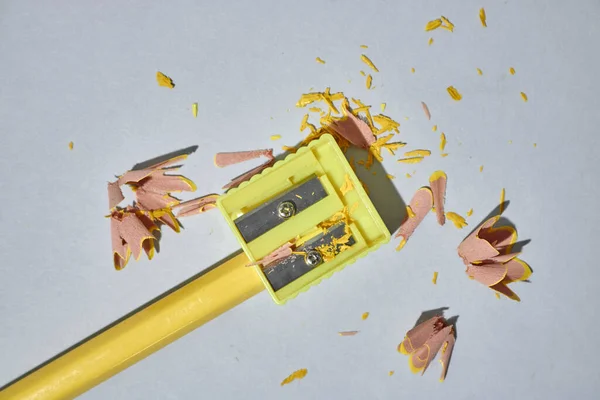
217 134 390 304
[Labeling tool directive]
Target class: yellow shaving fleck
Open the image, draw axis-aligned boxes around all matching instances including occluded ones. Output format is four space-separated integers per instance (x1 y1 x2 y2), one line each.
466 208 473 217
404 149 431 157
295 88 345 109
296 194 302 199
361 54 379 72
360 44 368 49
156 71 175 88
520 92 528 102
499 188 506 213
432 271 438 285
380 103 386 112
316 57 326 64
508 140 512 144
387 174 395 180
432 125 437 132
396 238 407 251
406 173 412 178
441 153 449 157
282 145 296 152
270 135 282 141
389 371 395 376
366 75 373 89
411 67 415 73
300 113 309 131
479 165 484 172
357 160 365 166
281 369 308 386
441 16 454 31
360 70 366 76
425 19 443 31
340 174 354 195
477 68 483 75
447 86 462 101
192 103 198 118
446 212 468 229
362 312 370 320
533 143 537 147
68 141 74 150
372 114 400 134
407 206 416 219
440 133 447 152
495 292 501 299
480 8 487 27
308 107 321 113
398 157 424 164
509 67 516 75
428 37 434 46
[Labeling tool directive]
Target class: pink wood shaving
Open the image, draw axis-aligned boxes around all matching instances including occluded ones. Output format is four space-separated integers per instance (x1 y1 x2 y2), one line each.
466 263 507 286
111 208 156 269
395 187 433 242
223 160 274 190
438 332 456 381
421 101 431 120
457 216 501 264
401 315 443 354
214 149 274 168
172 194 219 218
429 171 447 226
338 331 359 336
329 109 376 149
248 242 294 267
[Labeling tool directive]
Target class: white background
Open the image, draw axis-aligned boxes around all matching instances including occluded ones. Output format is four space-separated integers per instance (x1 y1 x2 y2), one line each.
1 1 599 399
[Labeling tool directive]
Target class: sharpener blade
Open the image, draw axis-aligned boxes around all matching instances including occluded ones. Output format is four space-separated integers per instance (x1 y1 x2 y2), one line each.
263 222 355 291
233 176 327 243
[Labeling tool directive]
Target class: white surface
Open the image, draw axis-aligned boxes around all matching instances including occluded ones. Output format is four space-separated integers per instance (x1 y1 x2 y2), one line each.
1 1 598 399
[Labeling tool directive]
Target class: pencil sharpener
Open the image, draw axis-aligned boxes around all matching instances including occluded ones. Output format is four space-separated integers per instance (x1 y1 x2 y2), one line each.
217 134 390 304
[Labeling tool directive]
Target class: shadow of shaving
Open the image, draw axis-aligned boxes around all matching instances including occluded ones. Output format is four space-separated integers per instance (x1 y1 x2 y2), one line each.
131 145 198 171
0 249 244 391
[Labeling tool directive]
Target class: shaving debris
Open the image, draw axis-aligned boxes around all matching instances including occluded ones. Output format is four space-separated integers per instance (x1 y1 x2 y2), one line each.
192 103 198 118
425 19 443 31
499 188 506 213
361 54 379 72
439 133 447 152
387 174 395 180
389 371 395 376
480 8 487 27
215 149 275 189
380 103 386 112
362 312 370 320
156 71 175 88
446 212 467 229
338 331 359 336
68 141 74 150
248 242 294 268
477 68 483 75
432 125 437 132
340 174 354 195
421 101 431 120
395 187 433 250
398 157 425 164
479 165 484 172
520 92 528 102
316 57 326 64
429 171 447 226
432 271 439 284
428 37 434 46
360 44 368 49
398 315 456 381
107 153 217 270
440 16 455 32
404 149 431 157
411 67 416 73
458 215 532 301
366 74 373 89
466 208 474 217
509 67 516 75
270 135 282 141
447 86 462 101
281 369 308 386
